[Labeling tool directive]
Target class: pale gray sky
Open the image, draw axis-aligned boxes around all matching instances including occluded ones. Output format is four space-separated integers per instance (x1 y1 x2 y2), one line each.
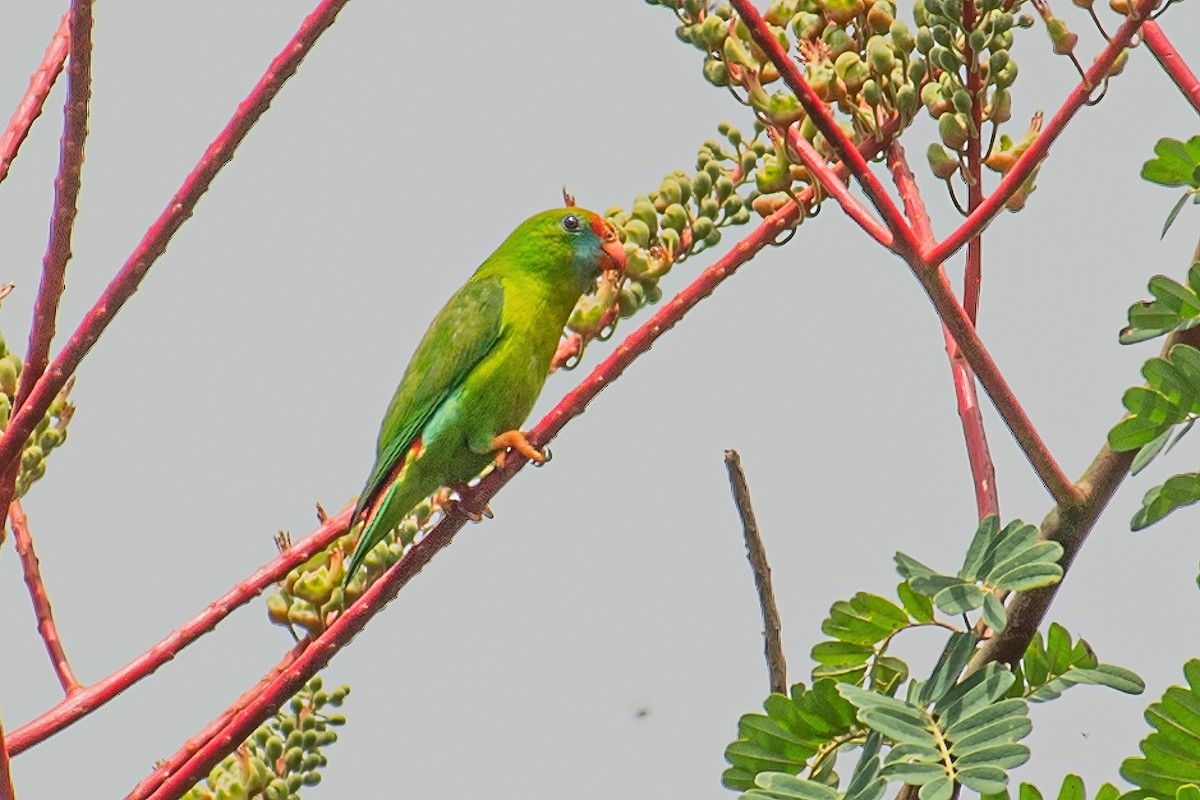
1 2 1199 797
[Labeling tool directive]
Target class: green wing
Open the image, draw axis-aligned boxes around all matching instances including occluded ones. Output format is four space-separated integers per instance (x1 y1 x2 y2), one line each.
351 275 505 522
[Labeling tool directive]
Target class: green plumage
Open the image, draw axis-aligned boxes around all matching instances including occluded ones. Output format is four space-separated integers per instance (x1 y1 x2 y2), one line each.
343 207 624 583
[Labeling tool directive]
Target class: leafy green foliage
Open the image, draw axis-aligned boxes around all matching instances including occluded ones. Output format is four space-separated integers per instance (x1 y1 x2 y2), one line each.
982 774 1121 800
742 733 887 800
1130 470 1200 530
183 676 348 800
723 679 860 790
810 590 923 693
1121 659 1200 799
1120 264 1200 345
1010 623 1144 701
1141 136 1200 237
894 517 1063 633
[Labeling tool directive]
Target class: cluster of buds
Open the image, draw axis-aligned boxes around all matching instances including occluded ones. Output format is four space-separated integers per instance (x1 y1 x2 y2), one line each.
0 325 75 498
558 124 757 368
918 0 1031 178
647 0 930 217
183 676 348 800
266 495 441 637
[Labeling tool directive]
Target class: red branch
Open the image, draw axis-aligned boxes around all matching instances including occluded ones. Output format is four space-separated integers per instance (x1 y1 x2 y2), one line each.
729 0 922 258
130 132 894 799
1143 21 1200 115
0 0 352 493
0 0 95 541
0 714 12 800
7 509 351 755
0 13 68 187
925 2 1156 265
10 500 80 695
785 128 894 249
889 143 998 519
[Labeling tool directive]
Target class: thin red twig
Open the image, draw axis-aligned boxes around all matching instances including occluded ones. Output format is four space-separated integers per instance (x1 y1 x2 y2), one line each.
0 0 94 540
0 0 352 486
1143 21 1200 115
729 0 923 258
785 128 894 249
7 509 351 755
0 712 13 800
131 132 895 800
889 143 999 519
925 1 1157 265
10 500 80 695
0 12 69 187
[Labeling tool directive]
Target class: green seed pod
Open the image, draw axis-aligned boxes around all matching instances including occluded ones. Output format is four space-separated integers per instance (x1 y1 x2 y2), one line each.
938 112 969 150
39 427 64 452
692 170 713 198
931 24 952 47
929 46 956 74
723 194 745 215
700 196 721 219
740 149 758 173
862 79 882 106
266 736 285 761
895 83 919 117
618 283 643 319
952 89 972 114
867 36 896 75
703 229 722 247
866 0 895 33
890 20 915 54
21 445 43 471
0 331 7 358
835 51 870 93
942 0 963 19
756 159 791 194
702 57 729 87
920 81 943 109
908 56 927 83
644 281 663 305
704 159 723 181
791 11 824 41
714 175 735 201
660 177 682 205
916 27 935 55
692 217 715 240
700 14 727 49
986 87 1011 123
927 144 959 179
992 30 1014 51
992 11 1014 32
988 49 1010 76
766 91 805 126
659 228 681 257
725 126 743 148
722 33 755 69
674 25 694 46
924 0 944 17
822 26 855 59
662 203 688 232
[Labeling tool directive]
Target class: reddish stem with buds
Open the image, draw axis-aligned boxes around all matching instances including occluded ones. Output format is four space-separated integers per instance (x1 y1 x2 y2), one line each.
0 13 68 187
786 128 894 249
128 131 895 799
1143 21 1200 116
10 500 80 695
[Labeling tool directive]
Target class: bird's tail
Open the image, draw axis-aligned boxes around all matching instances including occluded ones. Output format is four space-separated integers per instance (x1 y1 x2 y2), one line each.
342 478 426 586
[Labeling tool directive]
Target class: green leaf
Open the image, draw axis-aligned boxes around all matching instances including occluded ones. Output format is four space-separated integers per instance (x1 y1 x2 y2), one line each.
982 593 1008 633
960 515 1000 581
1123 386 1187 424
1142 137 1200 188
1121 660 1200 798
744 772 841 800
920 633 977 706
897 581 934 623
1164 192 1192 238
1131 472 1200 530
1110 415 1171 452
1017 624 1142 702
1131 428 1172 475
1121 270 1200 343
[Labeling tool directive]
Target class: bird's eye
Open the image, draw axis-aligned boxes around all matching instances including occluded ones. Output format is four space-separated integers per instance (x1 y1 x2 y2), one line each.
561 214 581 233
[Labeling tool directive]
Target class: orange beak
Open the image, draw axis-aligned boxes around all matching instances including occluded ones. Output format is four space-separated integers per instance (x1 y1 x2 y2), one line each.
598 221 626 275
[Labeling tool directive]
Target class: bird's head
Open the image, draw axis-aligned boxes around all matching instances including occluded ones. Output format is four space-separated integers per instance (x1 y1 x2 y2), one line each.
504 207 626 295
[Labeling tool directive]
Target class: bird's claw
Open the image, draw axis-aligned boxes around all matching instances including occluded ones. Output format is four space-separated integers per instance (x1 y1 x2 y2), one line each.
532 446 552 466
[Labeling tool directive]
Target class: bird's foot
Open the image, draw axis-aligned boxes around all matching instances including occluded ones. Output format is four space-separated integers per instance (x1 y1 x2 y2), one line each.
445 483 493 522
491 430 551 468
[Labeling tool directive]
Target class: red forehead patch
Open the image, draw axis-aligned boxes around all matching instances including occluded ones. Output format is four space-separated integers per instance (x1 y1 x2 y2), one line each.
588 213 613 240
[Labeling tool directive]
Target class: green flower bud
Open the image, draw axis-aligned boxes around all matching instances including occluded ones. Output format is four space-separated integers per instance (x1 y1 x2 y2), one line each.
723 194 745 216
819 0 865 26
931 25 952 47
866 0 895 33
766 91 805 125
868 36 896 75
908 56 927 83
714 175 735 202
700 196 721 218
835 51 870 93
705 159 723 181
942 0 963 18
1105 48 1129 77
938 112 969 150
0 359 17 398
692 217 715 240
992 11 1014 32
890 20 915 54
791 11 823 40
930 46 957 74
674 25 694 46
265 736 285 761
916 27 935 55
986 87 1011 123
631 199 658 234
992 30 1014 50
703 229 722 247
994 58 1018 88
927 143 959 179
988 49 1010 76
703 57 729 87
968 28 987 54
822 26 856 59
700 14 727 49
952 88 973 114
662 203 688 232
623 219 651 249
756 159 791 194
692 170 713 198
862 79 882 105
925 0 944 16
0 331 7 358
39 427 64 452
914 0 930 26
660 177 682 205
722 33 756 69
1045 17 1077 55
895 83 919 117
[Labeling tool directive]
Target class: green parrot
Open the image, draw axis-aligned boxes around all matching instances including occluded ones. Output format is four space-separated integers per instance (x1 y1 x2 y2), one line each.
342 206 626 584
